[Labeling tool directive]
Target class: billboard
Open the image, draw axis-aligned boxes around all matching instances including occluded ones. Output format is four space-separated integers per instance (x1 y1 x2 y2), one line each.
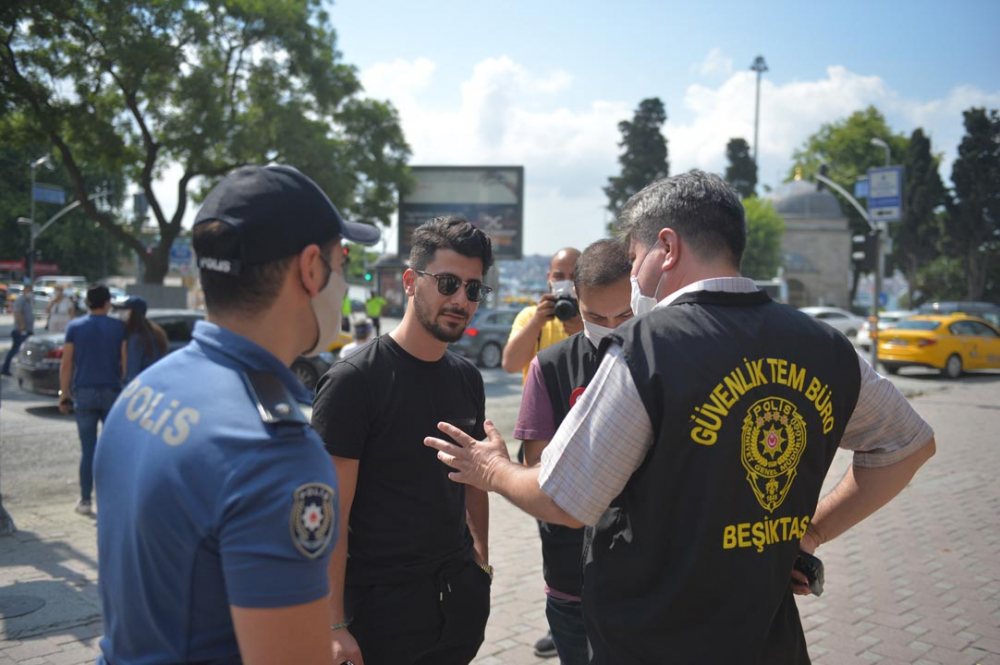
398 166 524 261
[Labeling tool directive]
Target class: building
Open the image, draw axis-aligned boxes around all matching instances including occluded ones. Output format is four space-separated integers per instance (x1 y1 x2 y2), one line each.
771 180 851 308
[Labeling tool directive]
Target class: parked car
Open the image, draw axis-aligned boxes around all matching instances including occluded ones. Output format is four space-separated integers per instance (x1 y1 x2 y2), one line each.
15 309 345 395
877 314 1000 378
917 301 1000 328
798 306 866 338
856 310 917 352
449 308 519 369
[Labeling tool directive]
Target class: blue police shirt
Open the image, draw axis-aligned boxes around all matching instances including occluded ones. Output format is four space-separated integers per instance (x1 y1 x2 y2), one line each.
94 321 338 665
64 314 126 389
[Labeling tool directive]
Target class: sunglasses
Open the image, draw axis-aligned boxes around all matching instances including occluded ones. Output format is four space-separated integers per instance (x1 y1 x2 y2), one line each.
414 270 492 303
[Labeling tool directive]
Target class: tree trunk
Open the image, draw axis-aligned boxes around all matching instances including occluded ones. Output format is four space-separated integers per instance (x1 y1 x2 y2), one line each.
143 245 170 284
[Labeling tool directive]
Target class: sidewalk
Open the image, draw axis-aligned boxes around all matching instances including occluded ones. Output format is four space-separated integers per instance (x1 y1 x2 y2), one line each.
2 362 998 663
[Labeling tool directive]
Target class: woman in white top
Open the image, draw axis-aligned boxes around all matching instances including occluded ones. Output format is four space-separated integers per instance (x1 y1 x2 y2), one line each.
46 285 76 333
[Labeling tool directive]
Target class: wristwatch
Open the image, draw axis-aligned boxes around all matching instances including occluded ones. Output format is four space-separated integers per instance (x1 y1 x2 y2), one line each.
478 563 494 581
58 390 72 404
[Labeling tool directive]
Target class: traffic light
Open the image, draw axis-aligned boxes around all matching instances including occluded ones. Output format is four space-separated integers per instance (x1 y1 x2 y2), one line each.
364 271 373 282
816 164 829 192
851 233 877 273
343 245 351 265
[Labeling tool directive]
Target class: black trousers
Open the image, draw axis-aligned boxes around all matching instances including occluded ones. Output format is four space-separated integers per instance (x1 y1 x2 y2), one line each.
345 559 491 665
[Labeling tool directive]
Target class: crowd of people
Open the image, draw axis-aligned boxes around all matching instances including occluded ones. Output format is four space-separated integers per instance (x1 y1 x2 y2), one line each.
4 165 935 665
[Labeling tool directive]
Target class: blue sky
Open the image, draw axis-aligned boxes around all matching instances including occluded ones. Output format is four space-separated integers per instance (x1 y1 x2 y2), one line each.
321 0 999 257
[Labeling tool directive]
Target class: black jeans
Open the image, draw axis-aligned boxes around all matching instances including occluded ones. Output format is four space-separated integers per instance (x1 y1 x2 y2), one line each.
546 595 589 665
1 329 30 374
345 559 491 665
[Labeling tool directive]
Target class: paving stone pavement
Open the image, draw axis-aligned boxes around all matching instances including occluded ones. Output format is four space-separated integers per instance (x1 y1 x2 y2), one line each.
2 380 999 664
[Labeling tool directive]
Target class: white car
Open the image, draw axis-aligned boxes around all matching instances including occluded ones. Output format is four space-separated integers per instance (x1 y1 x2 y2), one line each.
798 306 866 338
855 310 917 352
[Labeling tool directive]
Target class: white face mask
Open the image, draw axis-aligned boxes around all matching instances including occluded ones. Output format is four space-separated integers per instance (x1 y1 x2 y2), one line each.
304 266 349 357
583 320 616 348
118 310 132 323
629 244 664 317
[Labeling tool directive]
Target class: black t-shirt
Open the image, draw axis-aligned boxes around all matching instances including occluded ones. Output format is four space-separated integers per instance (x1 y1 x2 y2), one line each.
312 335 487 585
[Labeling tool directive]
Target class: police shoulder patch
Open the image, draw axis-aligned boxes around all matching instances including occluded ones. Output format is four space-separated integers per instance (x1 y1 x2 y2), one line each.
289 483 336 559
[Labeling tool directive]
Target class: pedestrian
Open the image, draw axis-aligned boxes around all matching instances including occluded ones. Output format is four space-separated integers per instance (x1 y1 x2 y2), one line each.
339 317 374 359
1 281 34 377
115 296 168 382
515 238 633 664
312 216 494 665
92 164 380 664
502 248 582 382
425 171 936 664
46 284 76 333
500 245 582 657
365 289 387 336
58 285 126 516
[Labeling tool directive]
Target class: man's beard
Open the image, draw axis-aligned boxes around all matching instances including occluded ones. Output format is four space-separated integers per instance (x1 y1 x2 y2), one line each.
414 294 469 343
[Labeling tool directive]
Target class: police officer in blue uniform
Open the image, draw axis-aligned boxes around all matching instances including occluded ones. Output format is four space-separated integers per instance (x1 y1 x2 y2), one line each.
94 165 380 665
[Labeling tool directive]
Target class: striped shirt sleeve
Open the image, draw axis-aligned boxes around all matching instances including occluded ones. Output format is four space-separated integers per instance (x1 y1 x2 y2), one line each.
839 352 935 467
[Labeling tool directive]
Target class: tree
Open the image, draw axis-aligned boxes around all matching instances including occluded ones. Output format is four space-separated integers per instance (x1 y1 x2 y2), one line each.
605 98 669 217
741 197 784 280
725 138 757 198
945 107 1000 300
1 1 410 283
894 128 947 305
0 120 128 280
789 107 908 302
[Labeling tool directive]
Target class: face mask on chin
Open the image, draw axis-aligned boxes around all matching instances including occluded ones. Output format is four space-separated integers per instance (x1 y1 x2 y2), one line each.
583 320 616 347
304 265 349 357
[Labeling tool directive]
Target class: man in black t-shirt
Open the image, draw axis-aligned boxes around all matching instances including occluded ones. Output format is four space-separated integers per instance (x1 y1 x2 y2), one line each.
312 216 495 665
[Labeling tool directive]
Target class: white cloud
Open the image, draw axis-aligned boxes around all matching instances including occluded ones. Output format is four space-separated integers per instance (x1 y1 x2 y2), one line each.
691 48 733 79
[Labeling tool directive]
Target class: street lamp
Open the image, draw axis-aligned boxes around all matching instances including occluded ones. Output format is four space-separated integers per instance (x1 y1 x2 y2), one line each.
750 55 769 166
27 155 51 282
870 137 890 167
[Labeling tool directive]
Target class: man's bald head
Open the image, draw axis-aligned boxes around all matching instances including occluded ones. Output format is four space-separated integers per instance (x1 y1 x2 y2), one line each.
549 247 581 283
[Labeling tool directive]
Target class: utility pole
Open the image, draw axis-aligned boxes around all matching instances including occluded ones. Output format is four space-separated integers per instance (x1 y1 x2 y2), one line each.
750 56 769 167
26 155 51 281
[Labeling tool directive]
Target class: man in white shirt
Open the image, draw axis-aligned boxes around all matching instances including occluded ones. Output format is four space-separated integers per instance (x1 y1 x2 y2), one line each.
425 171 935 664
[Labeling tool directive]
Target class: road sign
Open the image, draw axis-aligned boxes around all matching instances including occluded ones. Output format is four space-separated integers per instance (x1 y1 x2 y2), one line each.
879 292 888 307
854 177 869 199
867 166 903 222
33 183 66 205
169 243 193 266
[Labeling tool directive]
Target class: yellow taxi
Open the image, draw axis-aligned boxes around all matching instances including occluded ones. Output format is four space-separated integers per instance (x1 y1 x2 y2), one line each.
878 314 1000 379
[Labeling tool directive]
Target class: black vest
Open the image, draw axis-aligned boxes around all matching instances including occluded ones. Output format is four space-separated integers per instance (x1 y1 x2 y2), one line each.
584 290 861 664
535 333 602 596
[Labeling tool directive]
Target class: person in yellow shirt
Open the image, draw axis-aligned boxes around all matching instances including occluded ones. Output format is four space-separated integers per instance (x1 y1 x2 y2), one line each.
502 248 583 384
365 291 388 336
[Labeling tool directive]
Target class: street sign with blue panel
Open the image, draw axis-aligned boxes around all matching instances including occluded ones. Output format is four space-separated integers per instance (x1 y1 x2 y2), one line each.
33 183 66 205
854 177 869 199
867 166 903 222
169 244 193 265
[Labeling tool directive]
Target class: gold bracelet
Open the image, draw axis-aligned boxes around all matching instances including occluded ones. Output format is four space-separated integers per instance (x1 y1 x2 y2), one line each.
478 563 494 581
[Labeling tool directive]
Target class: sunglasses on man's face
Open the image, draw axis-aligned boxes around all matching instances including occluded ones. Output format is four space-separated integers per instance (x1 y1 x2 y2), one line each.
414 270 492 303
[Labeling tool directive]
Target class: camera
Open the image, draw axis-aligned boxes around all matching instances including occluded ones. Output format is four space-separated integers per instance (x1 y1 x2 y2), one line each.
551 280 579 321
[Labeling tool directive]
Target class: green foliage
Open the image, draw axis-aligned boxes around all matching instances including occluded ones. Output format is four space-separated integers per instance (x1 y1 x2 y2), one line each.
741 197 784 280
790 107 908 301
605 98 669 218
1 0 410 283
895 128 946 305
915 256 967 302
0 121 128 280
945 107 1000 301
725 138 757 198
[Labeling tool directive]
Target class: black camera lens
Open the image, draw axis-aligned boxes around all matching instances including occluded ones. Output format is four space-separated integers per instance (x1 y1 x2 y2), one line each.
553 295 579 321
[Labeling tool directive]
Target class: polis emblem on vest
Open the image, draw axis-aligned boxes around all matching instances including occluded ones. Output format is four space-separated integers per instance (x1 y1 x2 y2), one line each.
740 397 807 512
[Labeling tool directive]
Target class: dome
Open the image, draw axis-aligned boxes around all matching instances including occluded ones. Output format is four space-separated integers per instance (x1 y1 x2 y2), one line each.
771 180 845 218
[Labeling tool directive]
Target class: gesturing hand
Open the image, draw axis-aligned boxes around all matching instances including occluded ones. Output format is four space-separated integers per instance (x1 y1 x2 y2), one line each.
424 420 511 492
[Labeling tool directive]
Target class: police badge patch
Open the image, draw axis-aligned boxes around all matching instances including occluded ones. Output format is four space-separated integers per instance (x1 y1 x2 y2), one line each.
740 397 807 512
290 483 336 559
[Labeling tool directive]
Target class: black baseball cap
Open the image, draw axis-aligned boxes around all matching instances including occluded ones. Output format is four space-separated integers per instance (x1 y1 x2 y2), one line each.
193 165 381 274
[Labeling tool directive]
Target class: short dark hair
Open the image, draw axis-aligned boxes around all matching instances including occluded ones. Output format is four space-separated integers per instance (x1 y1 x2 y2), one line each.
408 216 494 275
194 220 337 316
574 238 631 294
86 285 111 310
615 171 746 267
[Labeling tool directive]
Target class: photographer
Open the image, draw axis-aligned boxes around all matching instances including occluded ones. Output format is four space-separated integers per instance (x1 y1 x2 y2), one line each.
501 247 582 383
